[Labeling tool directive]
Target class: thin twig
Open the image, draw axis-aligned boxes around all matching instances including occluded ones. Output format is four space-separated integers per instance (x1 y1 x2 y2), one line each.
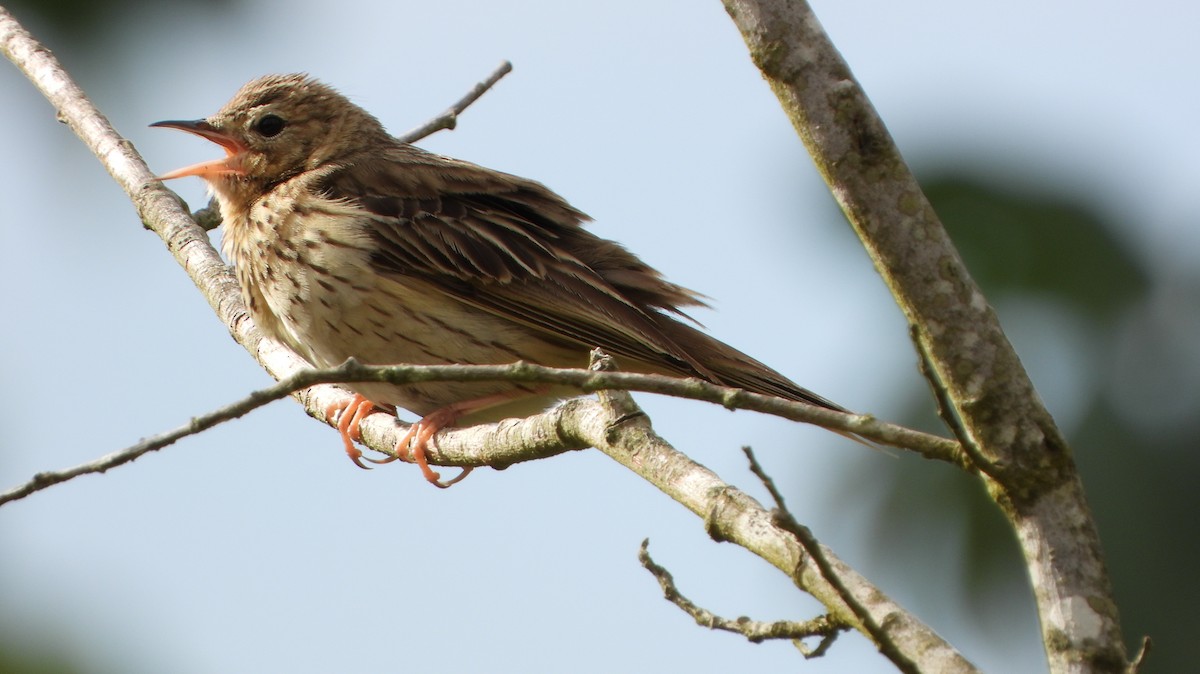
743 446 919 674
1126 637 1152 674
0 359 960 507
0 368 338 507
638 539 847 652
912 324 994 476
397 60 514 143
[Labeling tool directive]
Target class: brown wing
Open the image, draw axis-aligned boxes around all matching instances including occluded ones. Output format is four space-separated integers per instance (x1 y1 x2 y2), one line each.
319 143 844 410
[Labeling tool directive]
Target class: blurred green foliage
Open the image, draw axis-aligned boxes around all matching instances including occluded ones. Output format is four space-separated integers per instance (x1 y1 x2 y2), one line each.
0 643 81 674
928 177 1150 318
4 0 233 41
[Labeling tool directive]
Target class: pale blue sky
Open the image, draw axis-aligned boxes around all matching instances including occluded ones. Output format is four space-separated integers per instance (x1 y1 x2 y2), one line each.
1 1 1195 672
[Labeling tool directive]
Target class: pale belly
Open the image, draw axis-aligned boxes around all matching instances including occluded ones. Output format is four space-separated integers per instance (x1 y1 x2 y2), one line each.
276 269 588 418
229 211 586 418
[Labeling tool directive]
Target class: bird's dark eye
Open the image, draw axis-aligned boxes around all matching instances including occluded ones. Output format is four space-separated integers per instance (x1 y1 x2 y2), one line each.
254 114 285 137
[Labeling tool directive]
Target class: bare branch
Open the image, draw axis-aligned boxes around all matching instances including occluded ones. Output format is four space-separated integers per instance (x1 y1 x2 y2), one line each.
0 375 313 507
911 325 990 471
0 359 960 507
587 361 979 672
1 7 275 405
397 60 514 143
797 629 840 659
638 538 848 652
723 1 1128 670
744 446 917 673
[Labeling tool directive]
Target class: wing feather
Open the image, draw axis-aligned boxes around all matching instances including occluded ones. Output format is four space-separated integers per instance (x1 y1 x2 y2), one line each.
316 143 842 409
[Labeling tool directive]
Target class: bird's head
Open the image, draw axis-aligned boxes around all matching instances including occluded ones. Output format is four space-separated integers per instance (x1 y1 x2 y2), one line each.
152 74 387 199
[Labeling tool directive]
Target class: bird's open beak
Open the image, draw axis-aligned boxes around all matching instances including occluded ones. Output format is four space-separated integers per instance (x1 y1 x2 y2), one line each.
150 119 247 180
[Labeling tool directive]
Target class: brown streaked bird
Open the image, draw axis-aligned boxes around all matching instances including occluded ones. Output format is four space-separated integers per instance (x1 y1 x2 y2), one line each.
153 74 845 487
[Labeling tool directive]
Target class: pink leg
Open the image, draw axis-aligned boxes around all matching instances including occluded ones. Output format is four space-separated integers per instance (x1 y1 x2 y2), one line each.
325 394 376 469
325 394 403 469
332 390 541 487
393 406 473 488
394 390 540 488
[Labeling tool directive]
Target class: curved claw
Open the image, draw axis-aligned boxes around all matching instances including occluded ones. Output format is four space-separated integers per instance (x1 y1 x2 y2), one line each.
347 448 373 470
394 407 473 488
408 423 444 485
326 394 385 469
437 467 474 489
328 395 480 487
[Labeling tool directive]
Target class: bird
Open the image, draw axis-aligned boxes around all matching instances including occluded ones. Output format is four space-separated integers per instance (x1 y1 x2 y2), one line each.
152 73 845 487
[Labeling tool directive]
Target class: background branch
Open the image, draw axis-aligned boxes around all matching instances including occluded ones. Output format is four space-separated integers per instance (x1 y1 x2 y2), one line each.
723 0 1128 671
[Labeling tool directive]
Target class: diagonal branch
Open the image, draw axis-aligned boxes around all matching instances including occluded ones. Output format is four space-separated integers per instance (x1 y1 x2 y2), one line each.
0 6 274 388
397 60 513 143
587 355 978 672
744 446 916 673
722 1 1128 671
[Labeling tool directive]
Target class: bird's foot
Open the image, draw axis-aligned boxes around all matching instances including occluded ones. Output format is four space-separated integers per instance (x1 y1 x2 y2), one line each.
395 406 473 489
325 394 396 469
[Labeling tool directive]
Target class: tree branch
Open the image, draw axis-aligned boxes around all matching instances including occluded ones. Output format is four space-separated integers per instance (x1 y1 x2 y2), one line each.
744 446 916 673
0 359 958 507
397 60 513 143
638 538 849 653
1126 637 1151 674
722 1 1128 671
586 356 979 672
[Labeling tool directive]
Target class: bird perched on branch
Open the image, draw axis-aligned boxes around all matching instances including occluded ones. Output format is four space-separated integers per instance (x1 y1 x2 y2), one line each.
153 74 843 487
